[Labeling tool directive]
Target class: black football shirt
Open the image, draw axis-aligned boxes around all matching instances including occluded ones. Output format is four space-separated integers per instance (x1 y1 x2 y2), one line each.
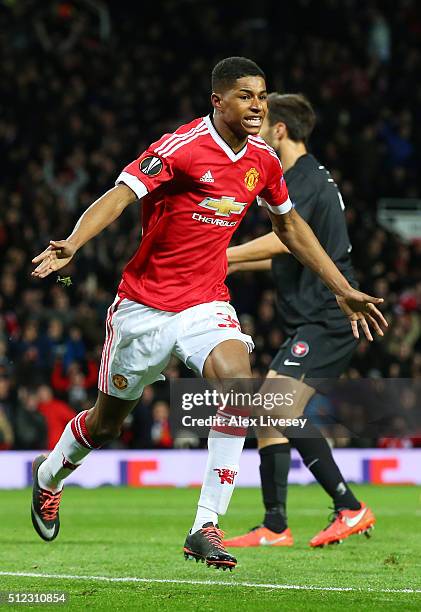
271 154 357 335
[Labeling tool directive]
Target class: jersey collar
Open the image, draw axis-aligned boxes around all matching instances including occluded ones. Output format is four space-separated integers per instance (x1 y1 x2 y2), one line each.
204 115 248 162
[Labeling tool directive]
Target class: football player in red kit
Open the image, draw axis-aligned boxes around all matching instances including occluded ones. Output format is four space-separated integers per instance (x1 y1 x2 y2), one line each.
31 57 387 570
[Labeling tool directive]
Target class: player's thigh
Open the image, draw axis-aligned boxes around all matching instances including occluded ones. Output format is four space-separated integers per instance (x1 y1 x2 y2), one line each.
255 374 315 442
203 339 252 380
257 374 303 446
175 301 254 380
258 373 315 419
99 297 175 401
203 340 253 432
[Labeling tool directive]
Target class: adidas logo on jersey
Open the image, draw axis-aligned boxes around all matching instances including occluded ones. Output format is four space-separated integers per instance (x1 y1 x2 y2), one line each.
200 170 214 183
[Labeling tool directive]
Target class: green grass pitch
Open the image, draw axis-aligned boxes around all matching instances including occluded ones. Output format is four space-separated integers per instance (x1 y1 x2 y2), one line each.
0 485 420 610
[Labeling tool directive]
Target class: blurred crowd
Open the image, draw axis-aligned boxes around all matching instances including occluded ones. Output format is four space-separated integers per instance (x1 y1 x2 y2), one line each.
1 0 420 450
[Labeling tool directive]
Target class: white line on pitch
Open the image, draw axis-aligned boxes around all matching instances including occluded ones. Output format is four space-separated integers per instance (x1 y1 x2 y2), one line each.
0 572 420 594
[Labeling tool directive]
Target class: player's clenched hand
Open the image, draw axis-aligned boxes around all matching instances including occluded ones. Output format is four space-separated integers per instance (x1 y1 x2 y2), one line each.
336 289 388 342
31 240 77 278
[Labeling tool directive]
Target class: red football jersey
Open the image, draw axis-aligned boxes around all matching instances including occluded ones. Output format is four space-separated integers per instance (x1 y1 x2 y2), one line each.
115 115 291 312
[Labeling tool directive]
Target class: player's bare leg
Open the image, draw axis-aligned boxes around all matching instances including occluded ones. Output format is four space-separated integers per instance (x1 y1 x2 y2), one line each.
184 340 252 570
32 392 138 541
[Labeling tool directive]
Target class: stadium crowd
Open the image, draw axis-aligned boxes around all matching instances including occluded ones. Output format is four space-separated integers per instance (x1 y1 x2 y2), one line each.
1 0 420 450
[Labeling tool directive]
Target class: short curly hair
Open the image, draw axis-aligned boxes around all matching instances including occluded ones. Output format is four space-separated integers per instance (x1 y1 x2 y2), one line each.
212 57 265 92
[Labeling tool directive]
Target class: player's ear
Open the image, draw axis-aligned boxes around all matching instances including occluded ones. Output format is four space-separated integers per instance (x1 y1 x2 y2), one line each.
275 122 288 140
211 92 223 111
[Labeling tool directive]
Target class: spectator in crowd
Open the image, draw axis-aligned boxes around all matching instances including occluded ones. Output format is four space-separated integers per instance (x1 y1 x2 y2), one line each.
0 375 14 450
62 326 87 371
51 360 98 396
150 401 173 449
128 387 174 449
13 387 48 450
36 385 76 449
42 149 89 213
38 318 66 370
0 407 14 450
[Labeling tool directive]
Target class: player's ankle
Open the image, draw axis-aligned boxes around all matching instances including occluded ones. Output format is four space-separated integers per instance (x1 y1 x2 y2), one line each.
38 463 63 494
263 507 287 533
191 506 218 533
334 499 361 512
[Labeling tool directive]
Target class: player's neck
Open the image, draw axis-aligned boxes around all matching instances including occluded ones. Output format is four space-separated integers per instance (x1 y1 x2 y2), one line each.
278 140 307 172
211 114 248 153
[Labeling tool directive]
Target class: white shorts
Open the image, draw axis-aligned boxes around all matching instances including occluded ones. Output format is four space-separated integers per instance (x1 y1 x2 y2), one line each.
98 298 254 400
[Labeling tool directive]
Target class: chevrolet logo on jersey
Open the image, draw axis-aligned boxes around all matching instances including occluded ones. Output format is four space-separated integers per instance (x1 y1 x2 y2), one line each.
198 197 247 217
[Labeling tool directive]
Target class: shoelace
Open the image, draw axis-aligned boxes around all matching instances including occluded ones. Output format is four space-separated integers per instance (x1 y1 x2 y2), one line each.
322 508 340 531
39 490 62 521
201 526 226 550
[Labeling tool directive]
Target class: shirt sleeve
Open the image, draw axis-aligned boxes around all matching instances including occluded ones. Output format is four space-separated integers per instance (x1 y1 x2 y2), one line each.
115 148 177 199
257 155 292 215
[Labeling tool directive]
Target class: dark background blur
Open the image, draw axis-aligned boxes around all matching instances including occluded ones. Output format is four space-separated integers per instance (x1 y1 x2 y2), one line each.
1 0 420 451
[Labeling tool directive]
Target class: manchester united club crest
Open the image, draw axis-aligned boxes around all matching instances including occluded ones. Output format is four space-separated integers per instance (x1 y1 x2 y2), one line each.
214 468 238 484
291 341 309 358
244 167 259 191
112 374 129 390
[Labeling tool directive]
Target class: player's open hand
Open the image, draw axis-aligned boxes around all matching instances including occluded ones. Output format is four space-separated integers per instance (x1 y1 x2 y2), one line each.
31 240 76 279
336 289 388 341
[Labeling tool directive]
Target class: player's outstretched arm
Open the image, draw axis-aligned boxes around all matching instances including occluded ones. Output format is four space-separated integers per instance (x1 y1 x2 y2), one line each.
227 259 272 274
32 184 137 278
270 208 388 341
227 232 289 265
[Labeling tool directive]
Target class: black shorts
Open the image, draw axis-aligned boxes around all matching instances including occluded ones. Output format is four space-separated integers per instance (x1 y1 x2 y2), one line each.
270 323 358 380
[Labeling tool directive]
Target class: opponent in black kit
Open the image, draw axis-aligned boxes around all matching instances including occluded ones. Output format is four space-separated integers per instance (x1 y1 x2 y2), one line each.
225 94 376 548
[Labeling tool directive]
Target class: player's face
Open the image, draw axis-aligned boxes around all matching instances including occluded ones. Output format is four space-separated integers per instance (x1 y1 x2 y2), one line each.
217 76 267 137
